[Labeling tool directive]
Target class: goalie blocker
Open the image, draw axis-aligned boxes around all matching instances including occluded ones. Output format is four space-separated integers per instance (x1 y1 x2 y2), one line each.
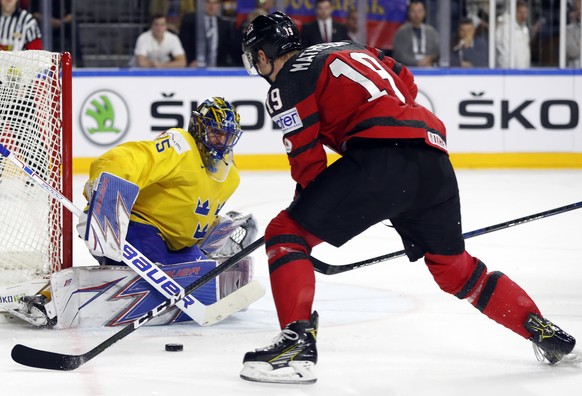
78 172 139 263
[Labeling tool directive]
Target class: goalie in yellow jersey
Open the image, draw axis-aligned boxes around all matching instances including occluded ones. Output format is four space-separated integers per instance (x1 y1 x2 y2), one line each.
81 97 249 264
9 97 263 328
80 96 253 265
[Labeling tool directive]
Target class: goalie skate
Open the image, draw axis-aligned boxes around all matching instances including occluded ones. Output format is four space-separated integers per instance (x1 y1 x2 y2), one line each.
5 293 56 328
524 313 576 364
240 311 318 385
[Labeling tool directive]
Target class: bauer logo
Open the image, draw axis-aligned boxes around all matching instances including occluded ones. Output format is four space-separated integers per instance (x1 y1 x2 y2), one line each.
273 107 303 134
80 90 130 146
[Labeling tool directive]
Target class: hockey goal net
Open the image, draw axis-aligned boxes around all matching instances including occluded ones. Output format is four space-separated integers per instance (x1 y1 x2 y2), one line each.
0 51 72 287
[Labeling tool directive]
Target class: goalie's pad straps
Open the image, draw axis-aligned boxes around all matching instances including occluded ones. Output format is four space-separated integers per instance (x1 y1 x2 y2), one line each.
84 172 139 262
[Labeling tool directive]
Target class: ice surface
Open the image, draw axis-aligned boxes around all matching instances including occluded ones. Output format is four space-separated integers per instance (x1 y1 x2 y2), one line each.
1 170 581 396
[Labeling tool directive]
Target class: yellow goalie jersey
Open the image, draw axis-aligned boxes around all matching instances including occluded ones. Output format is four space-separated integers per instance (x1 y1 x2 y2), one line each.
87 128 240 251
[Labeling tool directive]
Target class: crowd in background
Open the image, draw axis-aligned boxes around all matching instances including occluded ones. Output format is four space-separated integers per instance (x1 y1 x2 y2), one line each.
4 0 581 69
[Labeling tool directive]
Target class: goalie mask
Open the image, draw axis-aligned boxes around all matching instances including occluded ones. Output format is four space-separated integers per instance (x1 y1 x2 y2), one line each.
189 97 242 181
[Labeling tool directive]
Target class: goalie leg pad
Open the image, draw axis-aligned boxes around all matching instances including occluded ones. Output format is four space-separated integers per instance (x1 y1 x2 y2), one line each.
218 258 253 299
48 262 219 328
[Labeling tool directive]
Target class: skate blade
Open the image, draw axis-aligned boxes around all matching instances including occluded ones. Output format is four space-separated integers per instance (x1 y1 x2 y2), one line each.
533 344 581 365
240 361 317 384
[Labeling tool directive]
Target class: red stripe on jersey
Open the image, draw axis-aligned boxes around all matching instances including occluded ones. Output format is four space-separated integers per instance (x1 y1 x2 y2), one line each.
295 92 319 121
277 44 447 189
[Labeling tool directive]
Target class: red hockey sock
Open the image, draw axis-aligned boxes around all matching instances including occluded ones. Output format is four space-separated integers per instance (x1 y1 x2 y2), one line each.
426 252 541 340
270 259 315 329
475 273 541 339
265 210 322 329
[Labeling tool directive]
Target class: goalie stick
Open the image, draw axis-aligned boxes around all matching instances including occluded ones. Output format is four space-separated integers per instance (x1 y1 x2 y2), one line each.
11 236 265 370
311 200 582 275
0 143 264 326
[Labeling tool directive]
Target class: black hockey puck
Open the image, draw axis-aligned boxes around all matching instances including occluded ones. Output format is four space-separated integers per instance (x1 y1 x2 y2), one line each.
165 343 184 352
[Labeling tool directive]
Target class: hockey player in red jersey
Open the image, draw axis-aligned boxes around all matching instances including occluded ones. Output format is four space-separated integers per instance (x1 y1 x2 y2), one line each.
239 11 576 384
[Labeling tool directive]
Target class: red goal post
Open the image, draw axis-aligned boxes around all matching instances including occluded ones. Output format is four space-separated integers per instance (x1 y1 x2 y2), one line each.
0 51 72 287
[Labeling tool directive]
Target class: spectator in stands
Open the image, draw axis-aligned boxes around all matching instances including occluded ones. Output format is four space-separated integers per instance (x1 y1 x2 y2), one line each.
255 0 274 14
392 0 440 67
30 0 83 66
133 13 186 68
240 0 273 35
240 8 268 36
148 0 194 34
464 0 490 38
495 1 532 68
0 0 42 51
301 0 350 48
346 7 361 44
179 0 241 67
450 17 488 67
567 0 581 67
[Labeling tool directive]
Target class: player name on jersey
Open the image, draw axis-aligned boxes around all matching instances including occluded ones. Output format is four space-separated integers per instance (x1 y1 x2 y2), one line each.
290 42 350 73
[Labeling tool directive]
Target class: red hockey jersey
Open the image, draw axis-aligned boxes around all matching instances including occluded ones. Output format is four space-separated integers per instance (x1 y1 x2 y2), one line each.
266 41 448 189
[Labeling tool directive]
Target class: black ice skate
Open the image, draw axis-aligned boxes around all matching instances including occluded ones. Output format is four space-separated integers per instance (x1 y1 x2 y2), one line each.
240 311 318 384
524 313 576 364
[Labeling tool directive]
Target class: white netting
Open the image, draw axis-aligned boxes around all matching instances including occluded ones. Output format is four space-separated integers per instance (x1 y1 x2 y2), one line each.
0 51 66 286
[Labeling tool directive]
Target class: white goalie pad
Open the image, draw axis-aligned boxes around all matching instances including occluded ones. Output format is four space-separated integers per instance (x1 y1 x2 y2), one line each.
218 257 254 300
39 257 255 329
48 262 218 329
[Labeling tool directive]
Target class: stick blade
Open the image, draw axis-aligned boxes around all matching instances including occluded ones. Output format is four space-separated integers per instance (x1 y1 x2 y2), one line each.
202 279 266 326
11 344 84 371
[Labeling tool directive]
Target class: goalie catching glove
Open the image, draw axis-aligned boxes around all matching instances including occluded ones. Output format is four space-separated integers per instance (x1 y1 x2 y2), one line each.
199 211 258 258
76 173 139 262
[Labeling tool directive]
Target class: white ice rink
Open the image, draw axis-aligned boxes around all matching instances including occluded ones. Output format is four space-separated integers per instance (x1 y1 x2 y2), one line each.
1 170 581 396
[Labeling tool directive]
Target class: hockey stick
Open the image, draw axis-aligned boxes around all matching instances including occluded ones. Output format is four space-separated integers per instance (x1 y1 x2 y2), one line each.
0 143 263 326
311 200 582 275
11 236 265 370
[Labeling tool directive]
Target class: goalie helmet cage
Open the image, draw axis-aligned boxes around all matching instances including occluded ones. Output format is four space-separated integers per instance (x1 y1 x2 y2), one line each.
0 51 72 287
